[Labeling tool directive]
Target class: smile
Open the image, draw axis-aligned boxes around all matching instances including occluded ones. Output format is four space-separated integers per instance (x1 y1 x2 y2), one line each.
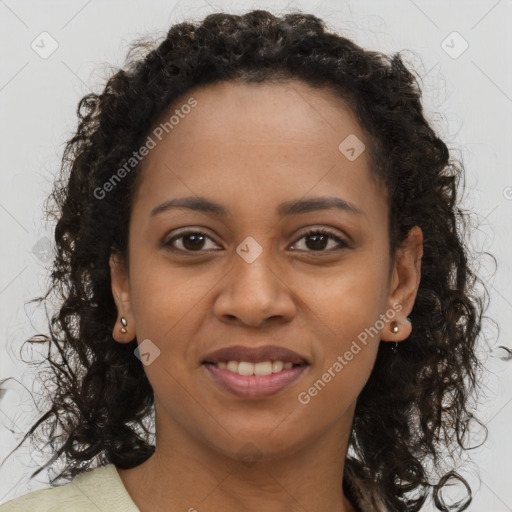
202 361 309 399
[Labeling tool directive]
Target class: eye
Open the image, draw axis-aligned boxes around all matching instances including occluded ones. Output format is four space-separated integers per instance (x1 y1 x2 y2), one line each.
163 228 349 254
163 230 220 253
291 228 349 252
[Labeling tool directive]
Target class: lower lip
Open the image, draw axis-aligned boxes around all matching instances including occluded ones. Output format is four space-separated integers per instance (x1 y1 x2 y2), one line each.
202 363 309 399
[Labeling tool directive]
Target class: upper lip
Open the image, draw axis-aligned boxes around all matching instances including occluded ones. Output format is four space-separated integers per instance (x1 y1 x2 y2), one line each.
202 345 309 365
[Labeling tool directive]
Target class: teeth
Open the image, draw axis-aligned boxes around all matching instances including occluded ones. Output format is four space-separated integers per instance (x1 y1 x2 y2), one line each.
213 360 296 375
272 361 284 373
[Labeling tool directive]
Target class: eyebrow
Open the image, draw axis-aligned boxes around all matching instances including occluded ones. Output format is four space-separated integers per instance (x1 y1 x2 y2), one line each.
150 196 365 218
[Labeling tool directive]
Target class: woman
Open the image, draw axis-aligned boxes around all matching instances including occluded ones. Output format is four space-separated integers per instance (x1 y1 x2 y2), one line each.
0 9 489 512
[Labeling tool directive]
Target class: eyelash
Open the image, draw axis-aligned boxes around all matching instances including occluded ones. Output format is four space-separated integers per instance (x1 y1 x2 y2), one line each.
162 228 349 254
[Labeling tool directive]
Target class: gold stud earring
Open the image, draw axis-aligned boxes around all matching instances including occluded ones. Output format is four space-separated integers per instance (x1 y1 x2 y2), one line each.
390 320 400 333
120 317 127 333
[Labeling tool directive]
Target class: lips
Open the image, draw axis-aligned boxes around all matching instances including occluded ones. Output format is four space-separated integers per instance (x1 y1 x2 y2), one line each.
203 363 309 399
201 344 309 365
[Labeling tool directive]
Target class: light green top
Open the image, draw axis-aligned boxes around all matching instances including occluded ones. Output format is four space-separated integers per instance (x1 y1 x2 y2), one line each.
0 464 140 511
0 460 388 511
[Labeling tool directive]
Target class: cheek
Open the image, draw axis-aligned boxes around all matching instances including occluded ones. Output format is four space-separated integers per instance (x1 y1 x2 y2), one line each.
127 264 197 378
301 257 388 383
305 259 389 335
298 323 379 417
130 253 207 331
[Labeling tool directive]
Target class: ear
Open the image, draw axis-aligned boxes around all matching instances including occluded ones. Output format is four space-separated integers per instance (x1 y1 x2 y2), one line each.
110 252 135 343
380 225 423 343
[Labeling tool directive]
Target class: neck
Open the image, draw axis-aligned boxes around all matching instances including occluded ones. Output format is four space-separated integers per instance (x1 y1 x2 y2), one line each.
117 401 358 512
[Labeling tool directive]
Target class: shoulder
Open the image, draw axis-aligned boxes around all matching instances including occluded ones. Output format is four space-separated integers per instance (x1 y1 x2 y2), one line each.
0 464 139 512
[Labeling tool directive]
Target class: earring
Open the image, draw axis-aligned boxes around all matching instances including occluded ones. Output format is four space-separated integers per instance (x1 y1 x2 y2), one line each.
120 317 127 333
390 320 399 353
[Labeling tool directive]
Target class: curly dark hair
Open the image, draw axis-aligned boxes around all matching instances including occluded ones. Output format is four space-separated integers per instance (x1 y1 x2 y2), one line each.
2 8 494 511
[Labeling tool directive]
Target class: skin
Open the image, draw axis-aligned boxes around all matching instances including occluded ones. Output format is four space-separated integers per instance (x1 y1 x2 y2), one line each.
110 79 423 512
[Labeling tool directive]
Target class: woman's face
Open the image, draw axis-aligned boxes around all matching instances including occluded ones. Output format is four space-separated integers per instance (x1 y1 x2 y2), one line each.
110 79 422 462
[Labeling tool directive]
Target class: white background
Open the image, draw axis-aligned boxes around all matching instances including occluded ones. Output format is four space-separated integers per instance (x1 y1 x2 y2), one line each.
1 0 511 510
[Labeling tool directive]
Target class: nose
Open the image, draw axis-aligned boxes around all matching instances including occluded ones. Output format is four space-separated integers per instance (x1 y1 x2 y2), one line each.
212 251 296 328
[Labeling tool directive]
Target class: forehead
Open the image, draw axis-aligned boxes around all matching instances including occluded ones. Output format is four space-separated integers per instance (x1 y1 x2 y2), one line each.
131 79 387 225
